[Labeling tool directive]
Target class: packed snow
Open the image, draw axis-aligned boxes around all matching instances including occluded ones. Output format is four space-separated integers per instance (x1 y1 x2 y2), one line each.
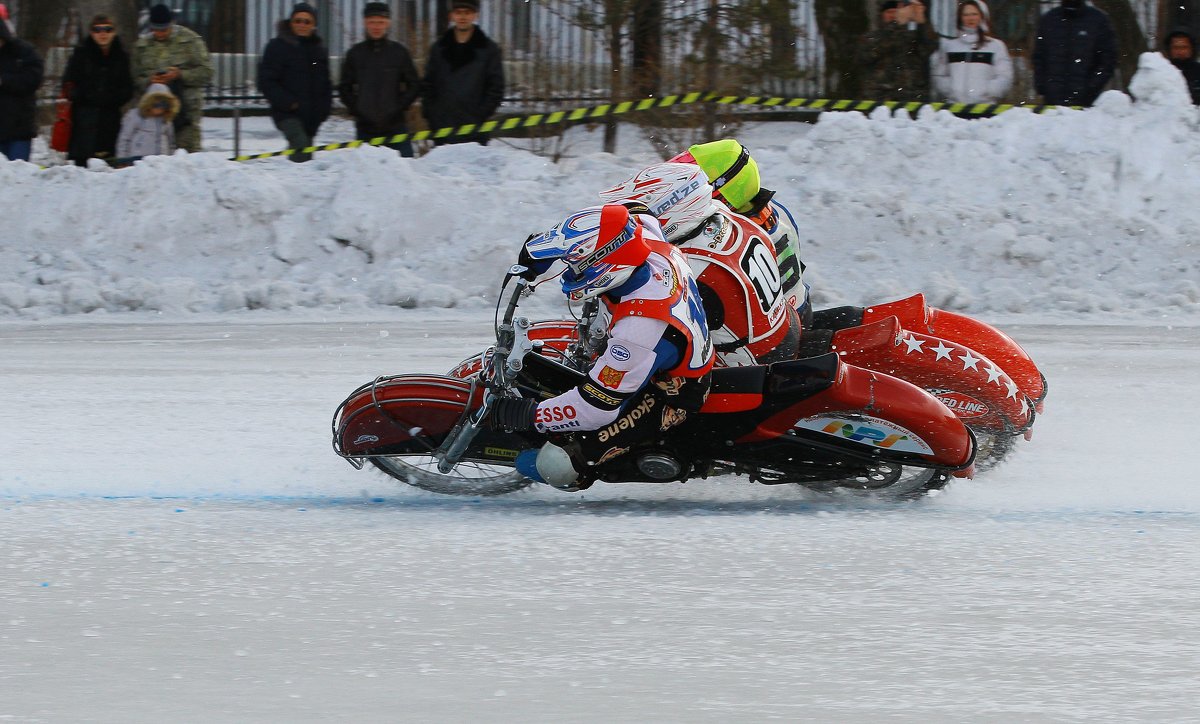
2 52 1197 322
2 53 1199 722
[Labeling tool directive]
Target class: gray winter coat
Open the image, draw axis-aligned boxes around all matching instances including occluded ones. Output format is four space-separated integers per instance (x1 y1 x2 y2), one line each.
116 84 179 158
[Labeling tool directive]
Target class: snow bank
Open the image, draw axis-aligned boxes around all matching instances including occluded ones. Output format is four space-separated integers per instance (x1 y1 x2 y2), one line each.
2 52 1197 321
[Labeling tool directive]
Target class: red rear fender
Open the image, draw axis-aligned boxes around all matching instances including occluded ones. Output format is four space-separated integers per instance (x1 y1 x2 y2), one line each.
831 317 1032 432
862 293 1046 408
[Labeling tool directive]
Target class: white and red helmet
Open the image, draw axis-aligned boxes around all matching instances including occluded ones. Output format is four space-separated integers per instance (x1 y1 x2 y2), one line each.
528 204 653 301
599 162 722 242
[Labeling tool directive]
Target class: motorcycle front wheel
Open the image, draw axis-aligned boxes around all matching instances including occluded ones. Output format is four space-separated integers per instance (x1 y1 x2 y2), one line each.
371 454 533 496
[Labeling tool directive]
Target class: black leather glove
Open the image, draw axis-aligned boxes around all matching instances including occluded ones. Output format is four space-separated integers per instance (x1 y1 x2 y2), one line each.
490 397 538 431
516 235 541 281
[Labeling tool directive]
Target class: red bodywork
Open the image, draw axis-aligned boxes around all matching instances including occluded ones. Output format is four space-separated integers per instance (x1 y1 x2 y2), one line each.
830 316 1032 433
861 293 1046 412
736 358 976 477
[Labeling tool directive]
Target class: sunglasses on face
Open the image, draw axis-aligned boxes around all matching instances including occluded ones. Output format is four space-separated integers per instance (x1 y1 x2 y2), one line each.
92 25 115 32
292 17 314 25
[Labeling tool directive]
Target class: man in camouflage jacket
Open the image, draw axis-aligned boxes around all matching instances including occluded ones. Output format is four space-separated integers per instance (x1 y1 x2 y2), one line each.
860 0 940 104
132 5 213 152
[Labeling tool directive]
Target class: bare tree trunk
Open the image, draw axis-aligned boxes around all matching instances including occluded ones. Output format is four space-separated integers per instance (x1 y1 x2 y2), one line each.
631 0 661 98
702 0 719 139
815 0 869 98
1093 0 1148 92
605 2 622 154
19 0 139 57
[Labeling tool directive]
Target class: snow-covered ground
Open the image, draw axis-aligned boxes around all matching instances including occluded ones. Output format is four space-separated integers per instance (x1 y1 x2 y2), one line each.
2 318 1198 722
2 53 1199 721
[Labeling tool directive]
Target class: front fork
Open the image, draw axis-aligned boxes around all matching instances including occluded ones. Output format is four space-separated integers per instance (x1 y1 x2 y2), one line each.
436 316 539 473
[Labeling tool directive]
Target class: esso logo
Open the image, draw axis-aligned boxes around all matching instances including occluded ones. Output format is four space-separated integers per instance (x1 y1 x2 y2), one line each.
536 405 577 424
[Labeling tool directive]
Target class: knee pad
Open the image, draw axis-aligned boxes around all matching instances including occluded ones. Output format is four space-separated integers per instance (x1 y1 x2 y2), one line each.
535 443 581 489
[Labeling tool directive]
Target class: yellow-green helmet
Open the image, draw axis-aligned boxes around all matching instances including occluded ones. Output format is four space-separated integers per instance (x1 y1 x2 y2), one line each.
687 139 762 214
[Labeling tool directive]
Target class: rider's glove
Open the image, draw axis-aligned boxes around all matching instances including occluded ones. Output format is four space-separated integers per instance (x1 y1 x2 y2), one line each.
490 396 538 431
515 234 541 281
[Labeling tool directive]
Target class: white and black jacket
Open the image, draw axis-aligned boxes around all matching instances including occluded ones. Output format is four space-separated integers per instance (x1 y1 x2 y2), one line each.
931 31 1012 104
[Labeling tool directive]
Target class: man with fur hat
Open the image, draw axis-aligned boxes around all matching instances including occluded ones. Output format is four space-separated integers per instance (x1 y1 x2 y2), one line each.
0 3 45 162
339 1 421 157
258 2 333 162
132 3 213 152
420 0 505 146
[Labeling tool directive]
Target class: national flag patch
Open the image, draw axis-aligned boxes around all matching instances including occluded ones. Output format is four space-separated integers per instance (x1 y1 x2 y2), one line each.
598 366 627 389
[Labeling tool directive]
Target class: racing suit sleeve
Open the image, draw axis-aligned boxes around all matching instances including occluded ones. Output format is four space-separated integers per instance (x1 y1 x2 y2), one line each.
534 317 676 433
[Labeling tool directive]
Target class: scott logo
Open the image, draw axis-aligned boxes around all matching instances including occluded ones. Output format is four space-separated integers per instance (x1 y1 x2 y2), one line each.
822 421 909 448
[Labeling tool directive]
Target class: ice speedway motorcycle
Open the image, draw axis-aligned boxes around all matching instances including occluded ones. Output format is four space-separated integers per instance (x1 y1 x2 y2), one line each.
330 267 1045 499
442 292 1047 474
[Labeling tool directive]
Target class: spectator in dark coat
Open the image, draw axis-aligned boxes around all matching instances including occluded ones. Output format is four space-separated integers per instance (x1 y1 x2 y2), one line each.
0 8 44 162
1033 0 1117 107
61 15 135 166
1165 29 1200 105
339 2 420 157
258 2 332 162
420 0 504 146
859 0 940 104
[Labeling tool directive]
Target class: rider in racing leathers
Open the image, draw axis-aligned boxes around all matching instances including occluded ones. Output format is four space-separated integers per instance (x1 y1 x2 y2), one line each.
489 203 714 491
599 162 801 366
669 139 810 327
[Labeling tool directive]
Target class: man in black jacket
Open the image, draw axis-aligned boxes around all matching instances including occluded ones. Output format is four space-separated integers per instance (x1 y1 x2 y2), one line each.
258 2 332 162
1165 29 1200 105
0 9 44 162
1032 0 1117 107
420 0 504 146
339 2 420 157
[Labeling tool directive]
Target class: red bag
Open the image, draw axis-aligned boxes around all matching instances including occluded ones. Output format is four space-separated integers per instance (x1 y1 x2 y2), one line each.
50 83 74 154
50 101 72 153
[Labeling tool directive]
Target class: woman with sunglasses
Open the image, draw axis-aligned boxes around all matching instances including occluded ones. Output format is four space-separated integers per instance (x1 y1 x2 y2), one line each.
60 14 134 166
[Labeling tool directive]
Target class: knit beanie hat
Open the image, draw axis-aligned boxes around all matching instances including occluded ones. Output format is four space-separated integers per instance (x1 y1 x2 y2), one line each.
291 2 318 19
364 2 390 17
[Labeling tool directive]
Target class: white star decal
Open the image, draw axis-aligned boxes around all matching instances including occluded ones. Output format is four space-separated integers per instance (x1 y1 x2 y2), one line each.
903 335 926 354
959 351 981 371
983 364 1003 384
931 341 954 361
1005 379 1020 399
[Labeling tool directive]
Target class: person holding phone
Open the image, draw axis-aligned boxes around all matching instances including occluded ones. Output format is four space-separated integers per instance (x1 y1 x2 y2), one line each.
859 0 940 104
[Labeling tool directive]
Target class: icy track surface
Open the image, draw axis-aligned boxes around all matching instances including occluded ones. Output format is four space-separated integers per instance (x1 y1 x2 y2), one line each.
2 315 1198 722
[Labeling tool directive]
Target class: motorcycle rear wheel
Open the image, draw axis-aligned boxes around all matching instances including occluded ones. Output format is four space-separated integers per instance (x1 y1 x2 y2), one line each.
371 454 533 496
801 464 949 500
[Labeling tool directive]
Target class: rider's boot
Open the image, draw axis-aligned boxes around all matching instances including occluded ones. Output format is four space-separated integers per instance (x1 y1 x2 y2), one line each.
516 443 593 491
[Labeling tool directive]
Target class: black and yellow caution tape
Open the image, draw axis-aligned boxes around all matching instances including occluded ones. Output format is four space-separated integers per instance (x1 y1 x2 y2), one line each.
228 92 1079 162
